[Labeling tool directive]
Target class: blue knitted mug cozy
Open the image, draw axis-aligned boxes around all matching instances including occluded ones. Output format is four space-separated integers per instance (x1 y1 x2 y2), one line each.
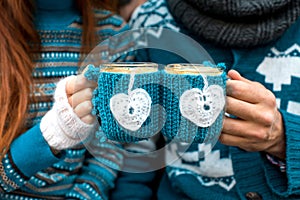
85 63 161 142
160 62 227 143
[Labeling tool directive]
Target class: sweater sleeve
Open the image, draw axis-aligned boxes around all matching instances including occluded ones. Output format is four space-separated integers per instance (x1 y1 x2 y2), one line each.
110 137 163 200
65 139 123 200
0 123 60 193
262 109 300 197
110 170 158 200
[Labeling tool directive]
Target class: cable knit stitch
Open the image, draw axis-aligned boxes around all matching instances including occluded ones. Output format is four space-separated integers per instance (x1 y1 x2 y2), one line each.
167 0 300 47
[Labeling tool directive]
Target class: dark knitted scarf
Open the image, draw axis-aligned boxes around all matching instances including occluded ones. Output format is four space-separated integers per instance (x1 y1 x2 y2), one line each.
167 0 300 48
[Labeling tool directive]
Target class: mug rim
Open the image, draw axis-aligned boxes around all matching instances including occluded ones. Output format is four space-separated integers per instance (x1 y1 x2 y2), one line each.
165 63 223 75
100 62 158 74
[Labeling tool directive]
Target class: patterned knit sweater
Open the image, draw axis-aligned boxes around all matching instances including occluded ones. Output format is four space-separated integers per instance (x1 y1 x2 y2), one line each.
0 1 131 199
111 0 300 200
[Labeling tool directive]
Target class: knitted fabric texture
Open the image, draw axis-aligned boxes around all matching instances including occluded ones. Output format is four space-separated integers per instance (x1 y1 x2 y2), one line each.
161 64 226 143
167 0 300 48
0 1 132 198
40 76 97 150
120 2 300 198
91 71 161 142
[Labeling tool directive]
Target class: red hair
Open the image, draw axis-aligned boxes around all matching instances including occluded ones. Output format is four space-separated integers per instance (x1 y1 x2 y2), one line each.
0 0 117 159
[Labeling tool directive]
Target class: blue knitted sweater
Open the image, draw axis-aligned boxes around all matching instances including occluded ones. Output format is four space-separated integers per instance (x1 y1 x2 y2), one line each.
111 0 300 199
0 0 131 199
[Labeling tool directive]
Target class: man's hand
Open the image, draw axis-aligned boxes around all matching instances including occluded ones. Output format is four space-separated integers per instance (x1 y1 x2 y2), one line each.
219 70 286 159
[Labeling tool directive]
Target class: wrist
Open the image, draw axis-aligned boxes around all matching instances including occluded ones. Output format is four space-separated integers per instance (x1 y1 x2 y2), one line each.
265 141 286 160
265 110 286 159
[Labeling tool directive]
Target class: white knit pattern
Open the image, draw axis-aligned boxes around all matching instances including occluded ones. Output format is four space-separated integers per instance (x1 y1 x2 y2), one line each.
109 73 152 131
41 76 97 150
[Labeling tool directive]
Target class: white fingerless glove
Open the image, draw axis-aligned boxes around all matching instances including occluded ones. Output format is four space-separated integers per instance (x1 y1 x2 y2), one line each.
41 76 97 150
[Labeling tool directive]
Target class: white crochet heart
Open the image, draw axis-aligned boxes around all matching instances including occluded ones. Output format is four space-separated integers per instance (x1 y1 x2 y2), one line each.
110 88 152 131
180 85 225 127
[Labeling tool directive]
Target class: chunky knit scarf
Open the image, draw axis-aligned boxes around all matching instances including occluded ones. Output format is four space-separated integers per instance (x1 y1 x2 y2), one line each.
167 0 300 48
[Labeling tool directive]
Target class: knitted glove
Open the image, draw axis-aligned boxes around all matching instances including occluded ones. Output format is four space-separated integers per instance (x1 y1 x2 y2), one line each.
40 76 97 150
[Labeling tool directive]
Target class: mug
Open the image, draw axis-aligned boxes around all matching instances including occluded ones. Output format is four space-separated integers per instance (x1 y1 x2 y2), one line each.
92 62 161 142
161 62 226 143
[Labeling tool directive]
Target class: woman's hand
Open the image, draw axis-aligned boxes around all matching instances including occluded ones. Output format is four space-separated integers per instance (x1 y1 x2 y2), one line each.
66 74 97 124
219 70 286 159
41 71 98 151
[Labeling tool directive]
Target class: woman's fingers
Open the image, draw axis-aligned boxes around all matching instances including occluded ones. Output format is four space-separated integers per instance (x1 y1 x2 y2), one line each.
65 74 97 124
68 87 94 108
80 114 96 124
66 74 97 95
73 100 93 118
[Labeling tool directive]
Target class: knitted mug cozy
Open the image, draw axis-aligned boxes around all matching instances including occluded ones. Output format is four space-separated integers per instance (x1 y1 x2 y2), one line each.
85 63 160 142
161 62 226 143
